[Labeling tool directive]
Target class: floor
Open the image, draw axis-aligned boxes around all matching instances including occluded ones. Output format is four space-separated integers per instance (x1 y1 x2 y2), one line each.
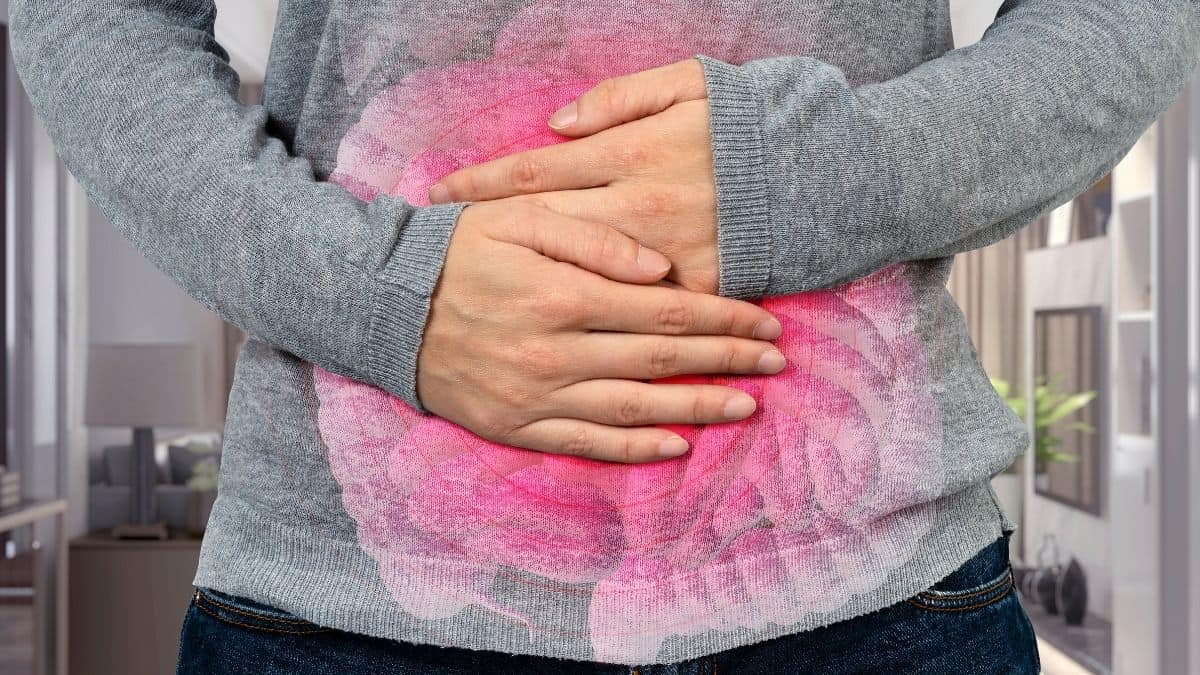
1039 638 1096 675
1023 598 1113 675
0 604 33 675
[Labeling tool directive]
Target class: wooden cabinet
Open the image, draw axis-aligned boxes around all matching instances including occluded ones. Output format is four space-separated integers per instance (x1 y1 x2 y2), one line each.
69 533 201 675
0 500 68 675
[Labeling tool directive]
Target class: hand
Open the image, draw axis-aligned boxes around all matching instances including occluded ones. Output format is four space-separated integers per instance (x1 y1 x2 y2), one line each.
428 59 719 293
417 200 786 464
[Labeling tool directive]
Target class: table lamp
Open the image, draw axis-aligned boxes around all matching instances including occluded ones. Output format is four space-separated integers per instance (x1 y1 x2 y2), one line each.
85 343 204 539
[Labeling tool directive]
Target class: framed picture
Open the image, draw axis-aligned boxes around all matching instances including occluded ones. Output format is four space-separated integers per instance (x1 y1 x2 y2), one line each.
1031 306 1106 514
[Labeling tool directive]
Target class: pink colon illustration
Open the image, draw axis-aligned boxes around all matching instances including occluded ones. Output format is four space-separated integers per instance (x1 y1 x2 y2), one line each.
315 0 945 662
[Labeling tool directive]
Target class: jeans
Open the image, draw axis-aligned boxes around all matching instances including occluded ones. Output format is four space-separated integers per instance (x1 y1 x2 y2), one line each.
177 532 1038 674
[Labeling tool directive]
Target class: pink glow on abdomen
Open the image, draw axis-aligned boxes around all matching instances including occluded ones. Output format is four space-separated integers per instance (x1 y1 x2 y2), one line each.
314 0 944 662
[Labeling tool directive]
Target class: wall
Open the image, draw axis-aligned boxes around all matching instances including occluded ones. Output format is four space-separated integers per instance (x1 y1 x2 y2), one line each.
79 4 276 522
84 198 232 465
84 4 276 420
950 0 1006 47
6 6 85 541
213 0 278 82
1023 236 1114 621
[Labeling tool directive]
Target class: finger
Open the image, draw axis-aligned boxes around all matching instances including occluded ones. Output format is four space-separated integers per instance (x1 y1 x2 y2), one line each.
429 137 608 203
505 418 692 463
503 189 612 222
496 203 671 283
506 185 690 227
500 189 720 294
549 380 757 427
579 278 783 340
572 333 787 380
546 58 708 137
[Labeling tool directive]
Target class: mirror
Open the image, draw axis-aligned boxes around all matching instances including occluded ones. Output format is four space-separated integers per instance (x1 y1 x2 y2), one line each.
1032 306 1106 514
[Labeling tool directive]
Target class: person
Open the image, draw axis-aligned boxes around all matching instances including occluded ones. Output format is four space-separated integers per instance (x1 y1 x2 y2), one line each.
9 0 1199 673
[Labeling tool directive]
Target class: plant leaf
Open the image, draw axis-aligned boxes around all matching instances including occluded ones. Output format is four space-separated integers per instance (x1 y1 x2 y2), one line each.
991 378 1011 398
1041 391 1097 427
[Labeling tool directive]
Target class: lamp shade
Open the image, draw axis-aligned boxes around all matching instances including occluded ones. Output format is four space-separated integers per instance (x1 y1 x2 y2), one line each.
85 343 205 428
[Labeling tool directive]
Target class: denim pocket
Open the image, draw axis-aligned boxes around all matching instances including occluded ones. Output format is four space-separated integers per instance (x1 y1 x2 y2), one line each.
191 587 331 635
905 534 1016 613
906 563 1015 613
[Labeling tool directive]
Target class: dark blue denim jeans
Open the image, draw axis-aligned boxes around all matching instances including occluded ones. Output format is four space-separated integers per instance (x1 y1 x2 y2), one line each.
178 533 1038 674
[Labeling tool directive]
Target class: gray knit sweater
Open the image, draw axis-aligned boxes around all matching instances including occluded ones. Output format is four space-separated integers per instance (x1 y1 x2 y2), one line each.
10 0 1200 666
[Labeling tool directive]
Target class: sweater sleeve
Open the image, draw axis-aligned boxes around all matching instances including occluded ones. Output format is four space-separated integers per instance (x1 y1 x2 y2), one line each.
7 0 465 412
696 0 1200 299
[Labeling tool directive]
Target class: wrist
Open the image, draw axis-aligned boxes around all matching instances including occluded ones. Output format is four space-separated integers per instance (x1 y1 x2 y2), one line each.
693 54 772 300
366 201 470 411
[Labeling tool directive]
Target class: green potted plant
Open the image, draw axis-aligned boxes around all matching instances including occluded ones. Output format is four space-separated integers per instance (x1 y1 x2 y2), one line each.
184 440 220 536
992 374 1097 490
988 377 1025 523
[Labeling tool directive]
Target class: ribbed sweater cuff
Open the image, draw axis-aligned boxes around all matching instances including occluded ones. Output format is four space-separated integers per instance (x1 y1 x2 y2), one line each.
693 54 772 300
367 201 469 412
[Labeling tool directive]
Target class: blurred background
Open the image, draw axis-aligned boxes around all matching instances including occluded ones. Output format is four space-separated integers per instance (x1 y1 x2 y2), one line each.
3 1 1200 673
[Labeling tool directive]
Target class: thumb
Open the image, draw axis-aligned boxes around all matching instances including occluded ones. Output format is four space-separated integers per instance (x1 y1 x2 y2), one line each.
547 57 708 137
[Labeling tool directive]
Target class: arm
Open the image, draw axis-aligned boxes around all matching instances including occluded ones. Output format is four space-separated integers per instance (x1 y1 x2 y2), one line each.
8 0 464 410
698 0 1200 297
9 0 787 461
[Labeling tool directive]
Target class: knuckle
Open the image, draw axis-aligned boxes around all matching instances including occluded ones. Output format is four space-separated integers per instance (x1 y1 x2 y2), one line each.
472 406 511 441
655 293 695 334
535 286 583 326
648 340 680 378
722 344 741 373
513 199 546 218
511 340 565 379
614 392 646 425
609 142 650 170
719 305 739 335
691 392 708 424
561 427 594 458
682 269 720 295
493 377 537 413
455 169 484 200
627 186 679 217
616 435 635 464
518 194 550 211
591 226 626 263
593 77 629 114
494 203 531 238
508 155 546 191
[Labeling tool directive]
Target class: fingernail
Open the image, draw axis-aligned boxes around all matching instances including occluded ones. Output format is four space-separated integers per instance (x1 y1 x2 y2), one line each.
637 245 671 275
723 394 757 420
754 317 782 340
757 350 786 374
548 101 578 130
427 183 451 204
658 436 690 458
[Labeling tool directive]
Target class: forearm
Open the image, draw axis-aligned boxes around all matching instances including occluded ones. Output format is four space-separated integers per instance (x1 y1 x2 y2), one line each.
8 0 465 409
699 0 1200 298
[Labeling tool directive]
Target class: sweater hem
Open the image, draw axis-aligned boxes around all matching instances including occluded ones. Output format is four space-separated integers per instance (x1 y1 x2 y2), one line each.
194 479 1006 665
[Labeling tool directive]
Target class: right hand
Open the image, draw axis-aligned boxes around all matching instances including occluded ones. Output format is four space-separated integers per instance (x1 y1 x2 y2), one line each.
416 199 786 464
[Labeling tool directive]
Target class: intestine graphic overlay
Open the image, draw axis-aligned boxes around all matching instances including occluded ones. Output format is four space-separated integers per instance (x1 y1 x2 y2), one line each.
314 0 945 662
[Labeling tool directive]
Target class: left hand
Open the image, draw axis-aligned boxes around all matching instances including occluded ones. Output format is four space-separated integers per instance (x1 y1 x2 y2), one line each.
428 59 720 294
